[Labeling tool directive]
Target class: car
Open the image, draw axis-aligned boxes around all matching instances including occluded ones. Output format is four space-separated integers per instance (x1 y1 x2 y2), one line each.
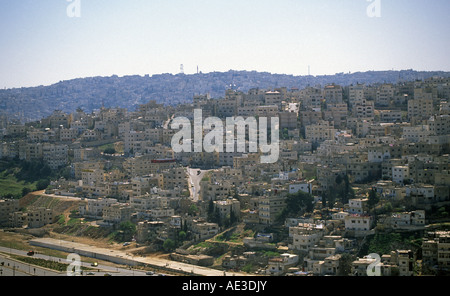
146 271 154 275
87 272 95 276
123 242 130 246
91 262 98 267
104 273 112 276
27 251 35 256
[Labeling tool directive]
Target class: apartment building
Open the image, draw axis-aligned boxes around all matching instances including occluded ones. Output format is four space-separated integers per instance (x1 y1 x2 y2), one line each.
408 98 434 121
422 231 450 272
323 84 343 104
258 194 287 225
305 120 336 144
26 207 54 228
102 203 133 224
213 198 241 220
266 253 299 276
0 199 19 227
288 223 324 252
79 198 118 218
344 214 374 234
429 115 450 135
43 143 68 170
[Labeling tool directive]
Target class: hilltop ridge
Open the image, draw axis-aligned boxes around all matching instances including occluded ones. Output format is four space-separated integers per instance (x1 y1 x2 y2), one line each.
1 69 449 122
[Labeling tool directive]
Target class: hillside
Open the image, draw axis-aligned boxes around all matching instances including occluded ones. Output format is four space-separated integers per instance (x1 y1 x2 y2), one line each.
19 191 83 220
2 69 449 122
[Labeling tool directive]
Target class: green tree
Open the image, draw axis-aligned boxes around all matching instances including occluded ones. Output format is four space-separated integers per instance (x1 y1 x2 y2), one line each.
36 179 50 191
103 147 116 155
277 191 314 222
338 253 355 276
178 231 187 242
163 239 176 252
368 189 380 208
118 221 136 242
188 204 199 216
22 187 32 197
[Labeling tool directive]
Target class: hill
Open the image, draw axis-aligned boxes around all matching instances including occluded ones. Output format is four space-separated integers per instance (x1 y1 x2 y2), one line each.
1 69 450 122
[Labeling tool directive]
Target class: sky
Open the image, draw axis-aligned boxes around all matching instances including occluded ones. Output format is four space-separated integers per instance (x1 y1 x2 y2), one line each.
0 0 449 89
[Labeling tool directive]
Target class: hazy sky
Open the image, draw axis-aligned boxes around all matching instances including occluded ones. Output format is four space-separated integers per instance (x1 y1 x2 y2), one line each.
0 0 449 88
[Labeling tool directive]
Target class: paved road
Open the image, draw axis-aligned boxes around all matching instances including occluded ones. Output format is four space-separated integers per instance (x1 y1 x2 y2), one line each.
0 253 62 276
187 167 208 201
30 238 250 276
0 246 156 277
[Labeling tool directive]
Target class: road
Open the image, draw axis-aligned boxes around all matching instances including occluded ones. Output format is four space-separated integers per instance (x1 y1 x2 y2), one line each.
0 246 156 277
0 253 62 276
30 238 250 276
187 167 207 202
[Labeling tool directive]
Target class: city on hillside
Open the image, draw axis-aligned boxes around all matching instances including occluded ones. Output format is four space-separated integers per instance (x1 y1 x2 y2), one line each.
0 76 450 277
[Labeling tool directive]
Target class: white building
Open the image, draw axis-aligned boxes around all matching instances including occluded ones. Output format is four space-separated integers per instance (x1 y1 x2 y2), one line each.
392 166 410 184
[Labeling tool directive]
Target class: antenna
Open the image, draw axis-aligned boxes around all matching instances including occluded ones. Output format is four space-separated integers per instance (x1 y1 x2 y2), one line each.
180 64 184 74
308 65 310 76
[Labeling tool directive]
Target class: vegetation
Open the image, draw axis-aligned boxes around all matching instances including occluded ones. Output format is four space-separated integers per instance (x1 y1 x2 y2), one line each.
11 254 92 273
0 158 68 197
323 175 355 209
277 191 314 223
359 231 424 257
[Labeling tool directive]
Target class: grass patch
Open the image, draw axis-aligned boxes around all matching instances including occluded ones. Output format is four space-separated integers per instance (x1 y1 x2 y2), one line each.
10 254 94 273
0 171 37 198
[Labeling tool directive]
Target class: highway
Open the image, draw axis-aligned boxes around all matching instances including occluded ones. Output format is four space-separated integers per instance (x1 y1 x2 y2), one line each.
30 238 250 276
0 246 157 277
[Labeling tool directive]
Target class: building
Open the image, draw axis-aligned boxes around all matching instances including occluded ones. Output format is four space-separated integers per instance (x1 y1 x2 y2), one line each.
213 198 241 220
305 120 337 144
190 220 219 241
79 198 118 218
392 166 410 184
258 194 287 225
344 214 374 235
0 199 19 227
408 98 433 121
288 181 313 195
102 203 133 225
266 253 299 276
26 207 54 228
347 198 368 215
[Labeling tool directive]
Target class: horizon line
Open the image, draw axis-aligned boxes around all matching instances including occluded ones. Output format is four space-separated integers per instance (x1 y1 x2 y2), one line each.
2 68 450 91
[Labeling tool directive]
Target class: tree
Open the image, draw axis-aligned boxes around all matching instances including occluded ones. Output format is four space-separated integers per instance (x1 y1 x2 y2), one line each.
118 221 136 242
368 189 379 208
277 191 314 222
188 204 199 216
103 147 116 155
178 231 187 242
22 187 32 197
36 179 50 191
338 253 355 276
163 239 176 252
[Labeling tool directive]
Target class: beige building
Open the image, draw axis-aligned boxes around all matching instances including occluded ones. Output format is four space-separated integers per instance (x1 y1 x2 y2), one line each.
0 199 19 226
102 203 133 224
408 98 433 121
258 194 287 225
26 207 54 228
305 120 336 143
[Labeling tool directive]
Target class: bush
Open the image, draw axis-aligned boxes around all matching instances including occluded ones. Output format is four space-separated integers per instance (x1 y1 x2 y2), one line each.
163 239 176 252
103 147 116 155
36 179 50 190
